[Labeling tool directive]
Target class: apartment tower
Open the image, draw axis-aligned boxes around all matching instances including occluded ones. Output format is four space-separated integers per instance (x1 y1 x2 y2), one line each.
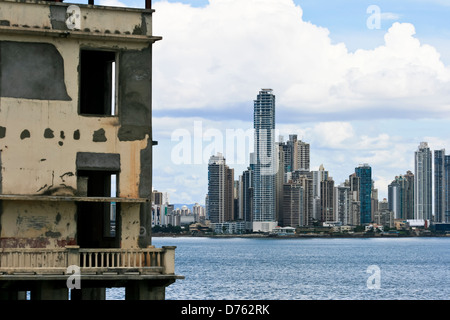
414 142 432 220
252 89 277 232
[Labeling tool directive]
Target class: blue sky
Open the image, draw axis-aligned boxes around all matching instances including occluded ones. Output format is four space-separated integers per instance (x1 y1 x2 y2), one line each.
81 0 450 205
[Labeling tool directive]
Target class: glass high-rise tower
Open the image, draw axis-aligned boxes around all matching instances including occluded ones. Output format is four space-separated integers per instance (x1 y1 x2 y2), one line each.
355 164 372 224
252 89 277 232
434 149 450 223
435 149 445 222
415 142 432 221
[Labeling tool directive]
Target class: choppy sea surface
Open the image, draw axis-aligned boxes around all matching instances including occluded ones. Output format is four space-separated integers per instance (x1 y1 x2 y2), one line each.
106 237 450 300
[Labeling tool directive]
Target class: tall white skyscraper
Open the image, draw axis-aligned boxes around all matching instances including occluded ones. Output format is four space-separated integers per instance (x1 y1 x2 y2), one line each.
414 142 432 220
252 89 277 232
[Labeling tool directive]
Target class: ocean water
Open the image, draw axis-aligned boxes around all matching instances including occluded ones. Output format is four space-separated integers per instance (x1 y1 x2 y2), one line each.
106 237 450 300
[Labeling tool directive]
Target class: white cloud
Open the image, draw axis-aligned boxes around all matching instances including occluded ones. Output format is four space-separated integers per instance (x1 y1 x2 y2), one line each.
150 0 450 204
152 0 450 121
309 122 355 149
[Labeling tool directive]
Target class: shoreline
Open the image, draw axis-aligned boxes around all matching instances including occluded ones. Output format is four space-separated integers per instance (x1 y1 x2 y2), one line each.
152 233 450 239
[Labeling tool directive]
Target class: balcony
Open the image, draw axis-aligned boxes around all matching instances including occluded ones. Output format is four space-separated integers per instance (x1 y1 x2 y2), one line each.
0 246 176 276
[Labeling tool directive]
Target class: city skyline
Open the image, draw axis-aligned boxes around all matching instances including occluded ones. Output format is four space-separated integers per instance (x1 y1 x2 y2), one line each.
150 0 450 205
69 0 450 205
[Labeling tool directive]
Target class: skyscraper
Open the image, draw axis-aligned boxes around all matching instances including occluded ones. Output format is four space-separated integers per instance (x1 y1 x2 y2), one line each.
290 171 313 226
320 177 335 222
252 89 277 232
445 156 450 223
355 164 372 224
282 182 303 227
414 142 432 220
348 173 361 226
335 183 351 225
240 167 254 230
312 164 328 221
276 141 286 226
283 134 310 172
208 153 234 224
435 149 445 222
388 171 414 220
434 149 450 223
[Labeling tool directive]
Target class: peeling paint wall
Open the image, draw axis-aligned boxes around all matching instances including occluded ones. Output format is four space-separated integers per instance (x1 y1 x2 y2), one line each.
0 201 76 248
0 0 157 249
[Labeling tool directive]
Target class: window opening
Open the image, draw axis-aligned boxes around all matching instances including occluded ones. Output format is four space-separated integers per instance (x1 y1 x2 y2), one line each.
79 50 117 116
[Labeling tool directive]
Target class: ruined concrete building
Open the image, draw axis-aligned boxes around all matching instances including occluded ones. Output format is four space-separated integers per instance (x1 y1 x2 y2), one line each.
0 0 183 300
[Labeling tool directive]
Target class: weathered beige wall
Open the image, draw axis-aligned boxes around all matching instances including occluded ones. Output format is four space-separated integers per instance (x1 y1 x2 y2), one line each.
0 34 149 198
0 201 77 248
0 1 156 249
120 203 142 249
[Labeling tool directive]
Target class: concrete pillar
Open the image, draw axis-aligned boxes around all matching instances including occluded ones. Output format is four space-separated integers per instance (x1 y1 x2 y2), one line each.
162 246 176 274
71 287 106 300
31 281 68 300
125 281 166 300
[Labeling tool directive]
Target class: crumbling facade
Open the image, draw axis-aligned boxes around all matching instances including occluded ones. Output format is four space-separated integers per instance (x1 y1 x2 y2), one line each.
0 0 182 300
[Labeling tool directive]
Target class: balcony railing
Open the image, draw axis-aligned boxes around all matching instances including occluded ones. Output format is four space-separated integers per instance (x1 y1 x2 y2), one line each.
0 246 176 276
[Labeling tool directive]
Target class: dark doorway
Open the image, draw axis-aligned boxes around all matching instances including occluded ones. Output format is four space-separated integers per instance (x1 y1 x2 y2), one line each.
77 171 118 248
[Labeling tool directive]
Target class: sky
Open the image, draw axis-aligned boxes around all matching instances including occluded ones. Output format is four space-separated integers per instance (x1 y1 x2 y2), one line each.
74 0 450 205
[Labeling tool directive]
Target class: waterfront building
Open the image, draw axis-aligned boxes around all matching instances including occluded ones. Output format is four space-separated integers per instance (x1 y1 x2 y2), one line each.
0 0 182 300
388 179 401 219
210 221 246 234
435 149 445 222
297 139 310 171
280 138 292 173
287 134 310 172
282 182 303 227
446 156 450 222
276 141 286 225
371 183 379 222
240 167 254 231
252 89 277 232
207 153 234 224
193 203 206 223
414 142 432 220
312 165 328 222
355 164 372 224
152 190 164 205
280 134 310 174
291 172 313 226
388 171 414 220
374 198 394 228
435 149 450 223
320 177 335 223
233 180 239 220
347 174 361 226
334 183 351 225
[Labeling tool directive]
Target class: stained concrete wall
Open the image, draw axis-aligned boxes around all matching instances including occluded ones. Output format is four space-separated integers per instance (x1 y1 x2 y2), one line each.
0 0 158 249
0 0 153 36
